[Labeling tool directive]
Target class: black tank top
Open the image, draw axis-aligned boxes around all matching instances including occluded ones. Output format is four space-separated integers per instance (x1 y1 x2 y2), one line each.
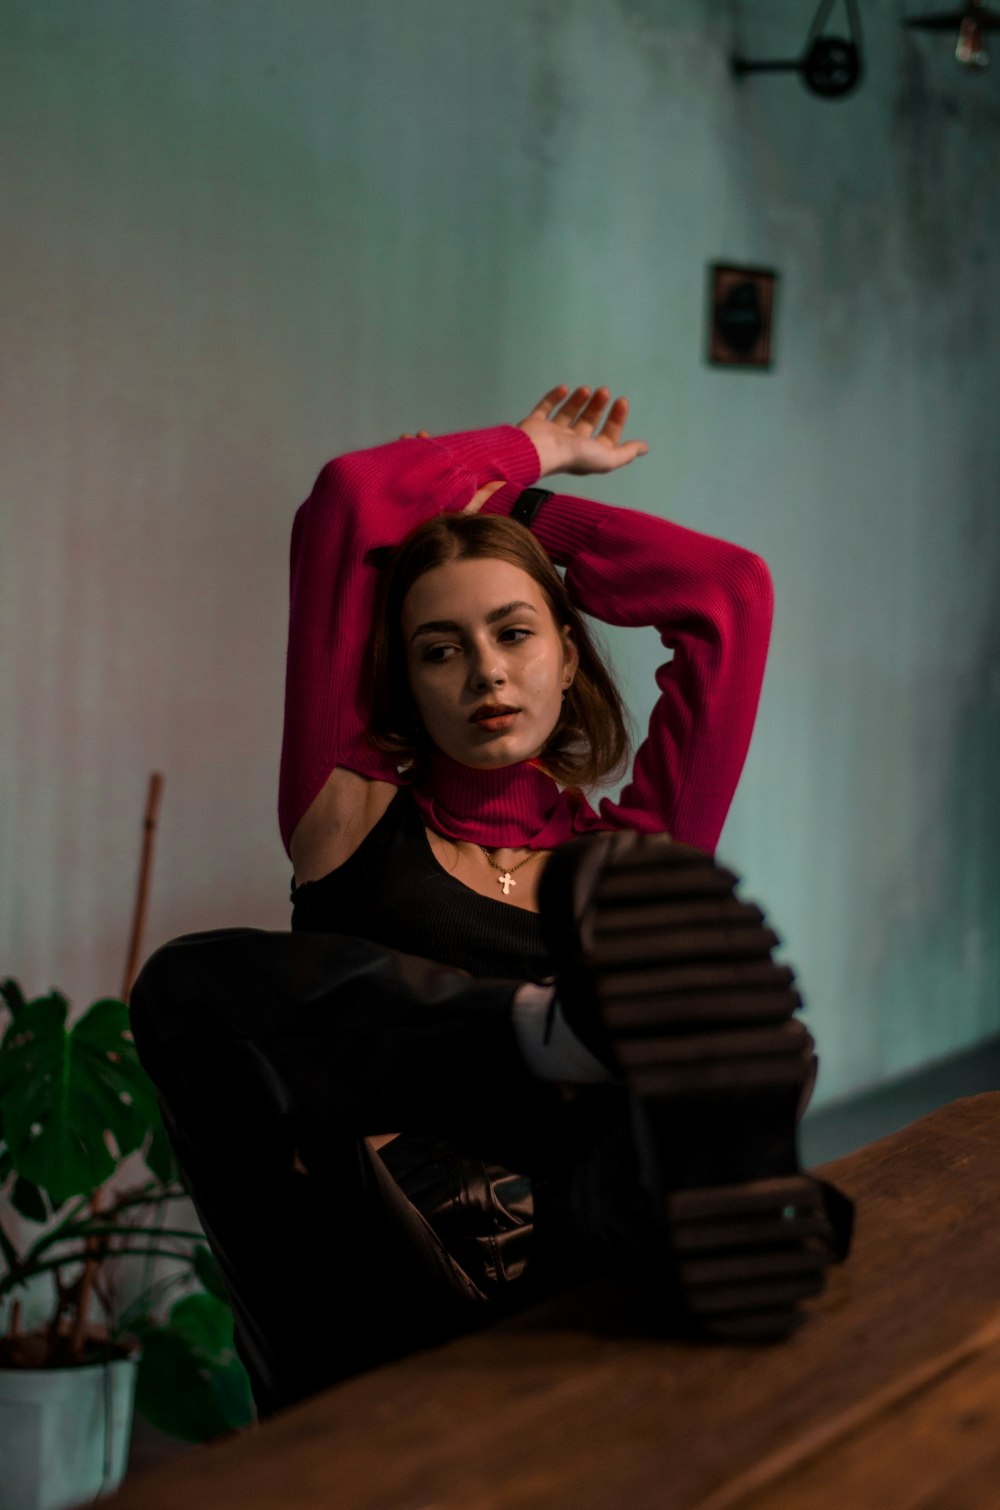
289 786 554 985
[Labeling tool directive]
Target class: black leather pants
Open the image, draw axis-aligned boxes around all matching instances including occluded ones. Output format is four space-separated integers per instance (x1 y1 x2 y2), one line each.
128 927 627 1420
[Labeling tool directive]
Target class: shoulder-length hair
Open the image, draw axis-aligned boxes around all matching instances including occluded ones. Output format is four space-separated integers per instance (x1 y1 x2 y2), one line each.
362 512 633 791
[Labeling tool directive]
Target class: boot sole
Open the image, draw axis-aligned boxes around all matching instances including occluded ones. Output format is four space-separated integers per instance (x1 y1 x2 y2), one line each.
541 831 841 1343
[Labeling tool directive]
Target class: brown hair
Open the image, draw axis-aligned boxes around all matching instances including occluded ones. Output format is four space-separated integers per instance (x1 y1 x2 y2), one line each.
362 512 633 791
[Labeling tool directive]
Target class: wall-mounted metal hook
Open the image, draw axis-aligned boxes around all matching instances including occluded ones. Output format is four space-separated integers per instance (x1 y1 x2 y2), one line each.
731 0 865 99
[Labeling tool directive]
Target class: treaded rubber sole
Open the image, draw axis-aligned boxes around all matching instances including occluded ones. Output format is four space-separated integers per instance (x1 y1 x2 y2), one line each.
545 830 841 1342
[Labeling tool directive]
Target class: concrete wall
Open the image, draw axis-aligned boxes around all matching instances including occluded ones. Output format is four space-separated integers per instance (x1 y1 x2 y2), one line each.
2 1 998 1326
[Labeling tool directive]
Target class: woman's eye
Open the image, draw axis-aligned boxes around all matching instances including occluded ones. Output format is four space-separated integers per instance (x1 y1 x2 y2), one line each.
423 628 532 664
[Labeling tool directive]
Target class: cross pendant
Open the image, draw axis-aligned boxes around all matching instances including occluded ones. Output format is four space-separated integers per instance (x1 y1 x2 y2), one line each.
497 871 516 896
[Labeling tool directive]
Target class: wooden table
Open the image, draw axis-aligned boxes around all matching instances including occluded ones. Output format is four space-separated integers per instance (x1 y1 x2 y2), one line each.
107 1092 1000 1509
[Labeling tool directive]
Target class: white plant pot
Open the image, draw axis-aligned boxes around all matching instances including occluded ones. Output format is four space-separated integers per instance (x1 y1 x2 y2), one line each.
0 1350 141 1510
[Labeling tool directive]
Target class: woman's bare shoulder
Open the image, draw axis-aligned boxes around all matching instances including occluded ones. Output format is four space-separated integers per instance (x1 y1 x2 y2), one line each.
290 767 400 886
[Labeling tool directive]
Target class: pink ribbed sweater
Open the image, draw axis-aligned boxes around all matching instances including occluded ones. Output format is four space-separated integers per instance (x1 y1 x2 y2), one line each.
278 424 773 860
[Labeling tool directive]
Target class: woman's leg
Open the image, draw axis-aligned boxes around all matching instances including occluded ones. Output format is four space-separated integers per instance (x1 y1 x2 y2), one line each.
151 1076 492 1419
127 926 585 1417
130 926 567 1160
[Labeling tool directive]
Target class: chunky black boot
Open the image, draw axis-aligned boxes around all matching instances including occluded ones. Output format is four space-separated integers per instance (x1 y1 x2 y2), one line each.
536 831 854 1342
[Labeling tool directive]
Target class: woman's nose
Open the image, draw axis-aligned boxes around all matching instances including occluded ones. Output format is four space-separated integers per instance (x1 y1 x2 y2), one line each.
468 648 505 688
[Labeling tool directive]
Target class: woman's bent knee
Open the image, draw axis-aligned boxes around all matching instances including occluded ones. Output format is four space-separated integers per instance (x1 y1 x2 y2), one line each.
128 929 261 1041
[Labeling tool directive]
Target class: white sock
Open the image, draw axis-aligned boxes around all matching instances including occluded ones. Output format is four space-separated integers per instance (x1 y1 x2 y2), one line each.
511 982 615 1085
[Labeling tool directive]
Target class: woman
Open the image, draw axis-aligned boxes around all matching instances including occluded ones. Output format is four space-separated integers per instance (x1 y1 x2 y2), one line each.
129 384 852 1424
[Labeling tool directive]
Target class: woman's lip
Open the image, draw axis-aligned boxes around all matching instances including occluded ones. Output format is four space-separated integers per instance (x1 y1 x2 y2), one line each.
471 711 520 730
470 705 520 722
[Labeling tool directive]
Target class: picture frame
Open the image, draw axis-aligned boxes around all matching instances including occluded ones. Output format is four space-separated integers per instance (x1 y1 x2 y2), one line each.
707 263 778 368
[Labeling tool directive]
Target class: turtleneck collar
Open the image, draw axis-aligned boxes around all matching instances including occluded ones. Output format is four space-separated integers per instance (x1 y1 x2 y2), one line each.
406 747 588 850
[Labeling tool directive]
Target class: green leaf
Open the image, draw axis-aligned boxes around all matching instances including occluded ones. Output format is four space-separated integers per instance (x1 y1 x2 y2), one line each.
207 1354 255 1431
0 993 161 1207
132 1328 234 1442
166 1291 235 1356
0 979 27 1022
132 1292 253 1442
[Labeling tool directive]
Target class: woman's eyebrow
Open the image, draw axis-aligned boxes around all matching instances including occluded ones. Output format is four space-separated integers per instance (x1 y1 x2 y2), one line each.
410 601 538 642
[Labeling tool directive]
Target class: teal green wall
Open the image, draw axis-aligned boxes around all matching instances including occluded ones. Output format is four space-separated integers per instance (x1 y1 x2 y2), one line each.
2 1 998 1131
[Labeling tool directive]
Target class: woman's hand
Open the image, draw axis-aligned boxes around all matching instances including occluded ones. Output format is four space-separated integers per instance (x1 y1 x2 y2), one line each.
398 381 649 511
516 384 649 479
399 385 649 479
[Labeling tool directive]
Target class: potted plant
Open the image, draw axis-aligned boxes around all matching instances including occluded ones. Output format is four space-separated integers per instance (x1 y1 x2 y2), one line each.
0 971 255 1510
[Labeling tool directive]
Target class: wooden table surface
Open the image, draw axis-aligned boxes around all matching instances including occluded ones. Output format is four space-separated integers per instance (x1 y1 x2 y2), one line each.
107 1091 1000 1510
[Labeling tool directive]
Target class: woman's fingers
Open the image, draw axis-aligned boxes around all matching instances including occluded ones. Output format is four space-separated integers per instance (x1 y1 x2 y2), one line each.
557 387 648 455
597 394 631 447
521 385 628 439
568 387 614 436
398 430 431 440
461 479 507 514
551 386 599 428
515 383 651 476
515 385 570 427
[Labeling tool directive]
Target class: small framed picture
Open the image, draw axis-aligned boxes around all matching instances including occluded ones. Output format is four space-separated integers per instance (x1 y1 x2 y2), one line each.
707 263 778 368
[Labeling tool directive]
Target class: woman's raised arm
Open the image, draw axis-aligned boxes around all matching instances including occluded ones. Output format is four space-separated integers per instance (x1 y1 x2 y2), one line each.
475 492 773 855
277 425 540 858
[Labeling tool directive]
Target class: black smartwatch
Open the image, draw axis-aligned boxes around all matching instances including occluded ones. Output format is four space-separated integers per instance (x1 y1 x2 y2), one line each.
511 486 553 529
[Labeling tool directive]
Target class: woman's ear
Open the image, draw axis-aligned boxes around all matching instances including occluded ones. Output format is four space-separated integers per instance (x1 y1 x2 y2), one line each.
561 625 580 685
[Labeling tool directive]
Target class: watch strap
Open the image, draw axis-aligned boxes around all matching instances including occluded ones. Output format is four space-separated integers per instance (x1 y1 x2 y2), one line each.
511 486 554 529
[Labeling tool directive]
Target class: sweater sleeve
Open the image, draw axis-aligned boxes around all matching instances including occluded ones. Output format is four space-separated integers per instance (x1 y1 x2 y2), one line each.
277 425 540 858
479 483 774 855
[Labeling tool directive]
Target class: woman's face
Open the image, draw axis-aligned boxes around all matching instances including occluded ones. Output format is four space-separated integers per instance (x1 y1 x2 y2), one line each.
401 556 579 769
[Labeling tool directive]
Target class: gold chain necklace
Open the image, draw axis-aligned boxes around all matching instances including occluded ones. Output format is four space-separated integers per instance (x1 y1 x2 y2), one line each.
480 845 542 897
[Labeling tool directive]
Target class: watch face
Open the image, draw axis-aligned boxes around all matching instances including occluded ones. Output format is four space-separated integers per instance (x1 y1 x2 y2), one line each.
515 488 550 524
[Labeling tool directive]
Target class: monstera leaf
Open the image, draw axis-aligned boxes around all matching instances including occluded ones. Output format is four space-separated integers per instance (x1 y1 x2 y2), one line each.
0 990 160 1208
130 1289 255 1441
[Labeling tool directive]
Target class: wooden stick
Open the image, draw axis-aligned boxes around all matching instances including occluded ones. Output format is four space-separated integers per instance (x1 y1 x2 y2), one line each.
122 772 165 1003
68 1187 104 1358
69 772 165 1361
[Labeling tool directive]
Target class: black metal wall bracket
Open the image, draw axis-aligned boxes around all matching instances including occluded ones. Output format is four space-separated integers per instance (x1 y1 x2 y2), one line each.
730 0 865 99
